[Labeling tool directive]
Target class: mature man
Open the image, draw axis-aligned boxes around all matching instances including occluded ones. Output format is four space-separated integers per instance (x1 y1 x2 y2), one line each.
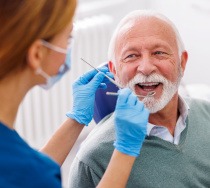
69 10 210 188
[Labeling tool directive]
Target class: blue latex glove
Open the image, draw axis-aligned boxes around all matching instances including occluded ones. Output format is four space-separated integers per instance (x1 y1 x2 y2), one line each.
66 66 112 126
113 88 149 157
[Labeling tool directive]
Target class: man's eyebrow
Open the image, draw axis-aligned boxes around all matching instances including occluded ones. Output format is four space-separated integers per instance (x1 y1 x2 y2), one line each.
120 43 171 56
121 46 140 54
152 43 170 50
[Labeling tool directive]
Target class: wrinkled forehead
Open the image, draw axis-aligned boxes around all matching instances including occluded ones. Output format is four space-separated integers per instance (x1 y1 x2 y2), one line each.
116 17 177 47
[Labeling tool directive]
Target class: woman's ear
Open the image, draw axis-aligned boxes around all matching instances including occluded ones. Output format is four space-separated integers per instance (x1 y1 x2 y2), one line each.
27 40 45 71
108 61 116 75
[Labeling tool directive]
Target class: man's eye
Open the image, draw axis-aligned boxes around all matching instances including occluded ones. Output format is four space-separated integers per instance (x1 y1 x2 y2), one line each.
153 51 166 55
122 54 139 63
125 54 137 59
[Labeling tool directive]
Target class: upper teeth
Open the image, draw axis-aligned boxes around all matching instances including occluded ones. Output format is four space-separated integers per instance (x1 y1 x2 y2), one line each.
138 83 159 86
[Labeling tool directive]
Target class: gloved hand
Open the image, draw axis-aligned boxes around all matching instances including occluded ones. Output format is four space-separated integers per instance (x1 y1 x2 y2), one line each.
66 66 112 126
113 88 149 157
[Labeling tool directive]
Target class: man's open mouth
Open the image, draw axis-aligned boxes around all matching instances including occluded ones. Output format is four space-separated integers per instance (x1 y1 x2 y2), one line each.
135 82 161 94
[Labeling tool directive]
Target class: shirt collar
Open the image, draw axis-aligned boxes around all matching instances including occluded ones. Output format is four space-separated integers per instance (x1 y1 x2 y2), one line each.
147 95 190 136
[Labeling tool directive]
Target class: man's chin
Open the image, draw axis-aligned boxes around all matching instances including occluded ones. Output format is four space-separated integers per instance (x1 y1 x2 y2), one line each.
143 97 166 114
147 107 162 114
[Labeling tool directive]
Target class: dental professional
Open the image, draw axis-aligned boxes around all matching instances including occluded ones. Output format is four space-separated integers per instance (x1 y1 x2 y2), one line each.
0 0 149 188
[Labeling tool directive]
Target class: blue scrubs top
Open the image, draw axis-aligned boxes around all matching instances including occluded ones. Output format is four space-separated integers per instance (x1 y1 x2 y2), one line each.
0 122 61 188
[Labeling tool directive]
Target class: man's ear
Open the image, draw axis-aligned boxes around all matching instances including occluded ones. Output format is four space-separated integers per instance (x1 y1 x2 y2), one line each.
27 40 45 71
180 51 188 76
108 61 116 75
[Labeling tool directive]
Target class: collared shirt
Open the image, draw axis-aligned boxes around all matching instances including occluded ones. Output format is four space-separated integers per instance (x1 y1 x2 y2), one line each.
147 95 190 145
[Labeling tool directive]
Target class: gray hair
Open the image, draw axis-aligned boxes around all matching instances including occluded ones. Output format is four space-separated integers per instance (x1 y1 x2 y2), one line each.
108 10 185 63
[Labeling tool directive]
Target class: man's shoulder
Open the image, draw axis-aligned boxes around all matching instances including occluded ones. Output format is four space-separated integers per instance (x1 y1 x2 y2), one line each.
185 97 210 121
185 97 210 108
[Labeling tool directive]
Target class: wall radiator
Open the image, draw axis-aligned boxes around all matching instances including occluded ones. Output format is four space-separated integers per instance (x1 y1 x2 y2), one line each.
15 15 114 149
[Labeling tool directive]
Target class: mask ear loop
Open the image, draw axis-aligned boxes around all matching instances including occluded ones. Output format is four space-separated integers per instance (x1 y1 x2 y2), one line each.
35 67 50 80
41 40 67 54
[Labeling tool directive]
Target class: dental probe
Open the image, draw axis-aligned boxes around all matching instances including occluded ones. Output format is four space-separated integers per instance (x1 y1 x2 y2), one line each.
106 91 156 98
81 58 122 89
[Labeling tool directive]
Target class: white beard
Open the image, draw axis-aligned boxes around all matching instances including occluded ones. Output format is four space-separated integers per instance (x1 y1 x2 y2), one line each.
115 67 182 113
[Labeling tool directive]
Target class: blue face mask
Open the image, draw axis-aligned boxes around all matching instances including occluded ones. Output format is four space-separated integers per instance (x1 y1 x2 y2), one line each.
36 40 71 90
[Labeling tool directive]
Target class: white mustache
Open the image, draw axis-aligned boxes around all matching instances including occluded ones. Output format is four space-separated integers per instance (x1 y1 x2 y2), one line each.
127 73 169 88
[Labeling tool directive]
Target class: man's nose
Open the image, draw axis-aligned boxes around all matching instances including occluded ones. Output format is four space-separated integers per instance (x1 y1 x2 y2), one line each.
137 55 156 76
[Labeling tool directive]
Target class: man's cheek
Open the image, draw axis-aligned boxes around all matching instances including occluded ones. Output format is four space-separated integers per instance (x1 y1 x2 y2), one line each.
115 66 133 86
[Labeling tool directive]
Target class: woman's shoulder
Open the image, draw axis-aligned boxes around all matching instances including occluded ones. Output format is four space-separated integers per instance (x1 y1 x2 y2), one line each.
0 123 61 187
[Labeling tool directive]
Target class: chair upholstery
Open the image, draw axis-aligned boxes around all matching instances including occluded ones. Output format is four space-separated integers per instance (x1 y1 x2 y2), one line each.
93 81 118 123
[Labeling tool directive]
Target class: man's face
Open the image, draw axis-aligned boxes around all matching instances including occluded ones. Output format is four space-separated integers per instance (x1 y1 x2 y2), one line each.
109 17 186 113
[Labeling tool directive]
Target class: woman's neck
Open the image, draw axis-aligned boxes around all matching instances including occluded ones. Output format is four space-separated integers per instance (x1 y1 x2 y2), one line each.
0 72 32 129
